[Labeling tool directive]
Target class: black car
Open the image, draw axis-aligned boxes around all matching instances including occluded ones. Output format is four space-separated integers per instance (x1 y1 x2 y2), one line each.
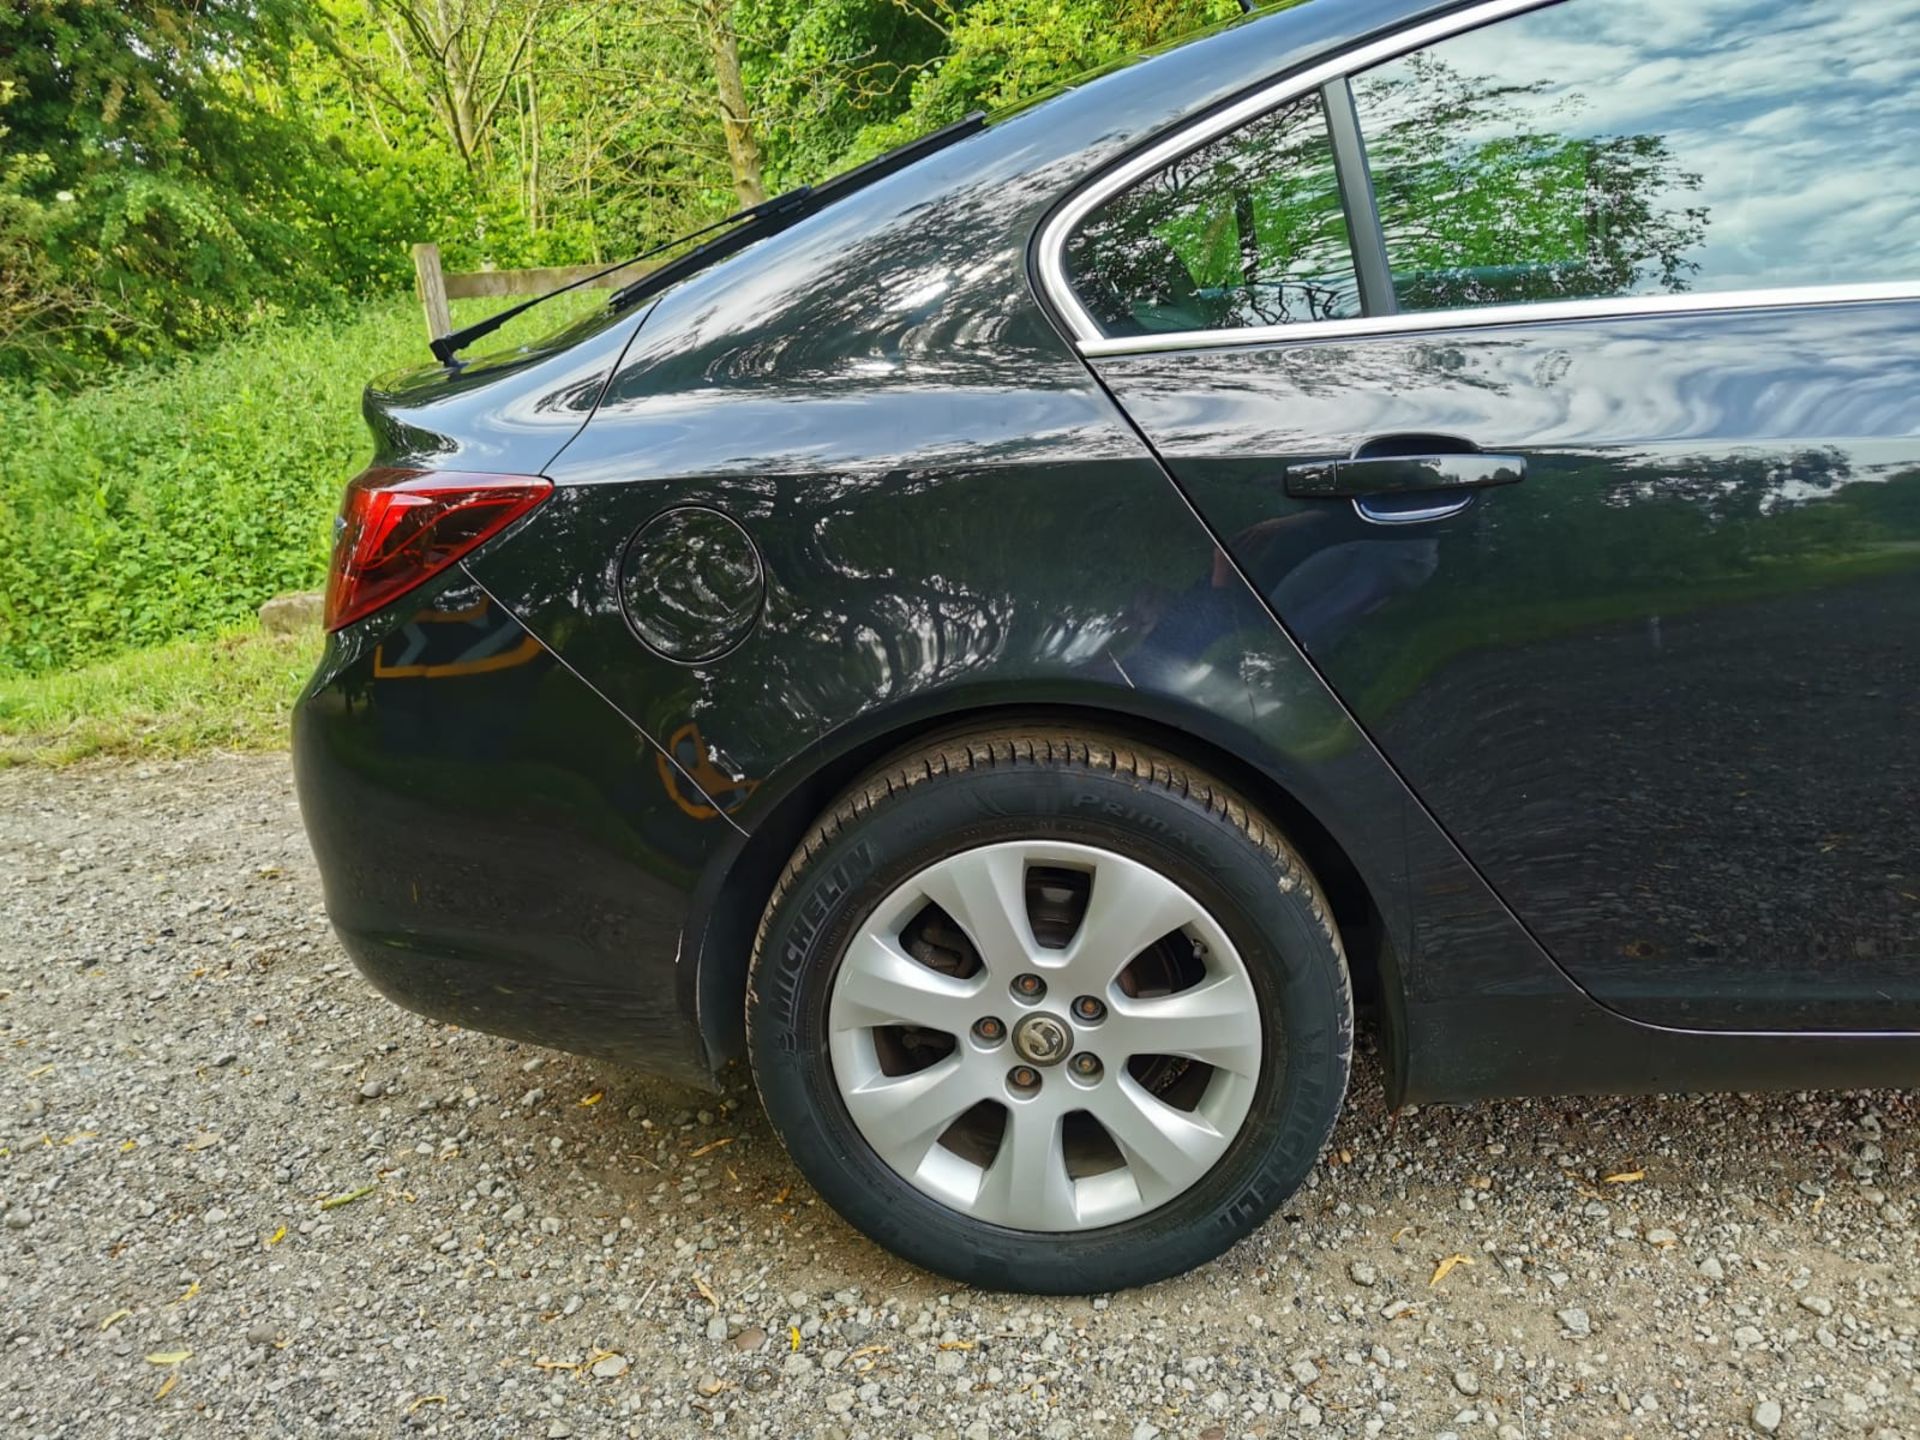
294 0 1920 1293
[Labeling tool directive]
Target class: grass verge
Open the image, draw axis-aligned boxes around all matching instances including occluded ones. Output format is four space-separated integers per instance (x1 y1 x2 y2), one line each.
0 628 315 767
0 289 608 678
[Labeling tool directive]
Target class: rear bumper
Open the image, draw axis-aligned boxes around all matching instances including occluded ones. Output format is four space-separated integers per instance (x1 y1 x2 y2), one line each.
291 573 728 1088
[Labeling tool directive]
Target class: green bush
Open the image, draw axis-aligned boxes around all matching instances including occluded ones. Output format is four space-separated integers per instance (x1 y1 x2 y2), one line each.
0 300 409 675
0 293 605 677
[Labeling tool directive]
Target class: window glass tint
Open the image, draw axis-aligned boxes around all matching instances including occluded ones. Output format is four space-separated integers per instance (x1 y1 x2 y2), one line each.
1353 0 1920 313
1066 93 1358 336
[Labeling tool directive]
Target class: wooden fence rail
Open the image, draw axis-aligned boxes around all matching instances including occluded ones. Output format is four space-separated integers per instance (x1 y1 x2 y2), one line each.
411 243 648 343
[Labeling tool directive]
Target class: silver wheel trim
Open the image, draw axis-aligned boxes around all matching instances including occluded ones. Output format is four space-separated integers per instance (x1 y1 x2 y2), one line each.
826 840 1264 1233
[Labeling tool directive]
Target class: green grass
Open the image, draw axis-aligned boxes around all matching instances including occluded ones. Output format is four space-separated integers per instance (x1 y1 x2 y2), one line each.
0 627 318 766
0 289 607 680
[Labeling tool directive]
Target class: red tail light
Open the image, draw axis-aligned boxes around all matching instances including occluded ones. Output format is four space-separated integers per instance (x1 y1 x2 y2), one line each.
324 467 553 632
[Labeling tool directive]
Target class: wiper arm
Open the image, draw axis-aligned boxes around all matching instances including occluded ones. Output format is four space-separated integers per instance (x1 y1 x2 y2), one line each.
606 112 988 318
605 185 816 314
431 111 987 365
428 186 815 366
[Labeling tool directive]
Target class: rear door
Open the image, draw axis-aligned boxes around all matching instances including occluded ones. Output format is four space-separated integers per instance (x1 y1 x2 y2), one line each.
1052 0 1920 1030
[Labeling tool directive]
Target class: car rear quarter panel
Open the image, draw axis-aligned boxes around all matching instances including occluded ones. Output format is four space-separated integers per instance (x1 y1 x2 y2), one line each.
462 0 1920 1100
292 570 728 1085
359 307 647 474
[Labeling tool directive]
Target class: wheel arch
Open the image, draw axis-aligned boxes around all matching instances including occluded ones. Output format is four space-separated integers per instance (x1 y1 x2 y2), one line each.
687 697 1409 1098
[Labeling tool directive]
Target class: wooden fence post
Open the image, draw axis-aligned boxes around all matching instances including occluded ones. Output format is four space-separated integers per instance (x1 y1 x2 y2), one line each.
407 244 649 354
412 243 452 343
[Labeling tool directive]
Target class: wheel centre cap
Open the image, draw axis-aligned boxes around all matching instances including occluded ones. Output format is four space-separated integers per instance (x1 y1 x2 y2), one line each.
1012 1012 1074 1067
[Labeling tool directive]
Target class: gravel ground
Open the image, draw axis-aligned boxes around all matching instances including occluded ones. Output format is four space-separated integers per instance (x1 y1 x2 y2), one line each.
2 755 1915 1440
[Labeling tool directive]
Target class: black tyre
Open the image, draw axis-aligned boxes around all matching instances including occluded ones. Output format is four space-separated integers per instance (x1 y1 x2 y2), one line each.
747 728 1352 1292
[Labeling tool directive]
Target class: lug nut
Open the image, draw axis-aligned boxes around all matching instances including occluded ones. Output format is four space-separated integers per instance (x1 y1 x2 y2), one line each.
1008 1065 1040 1091
973 1016 1005 1043
1071 995 1106 1023
1069 1052 1103 1079
1012 973 1046 1001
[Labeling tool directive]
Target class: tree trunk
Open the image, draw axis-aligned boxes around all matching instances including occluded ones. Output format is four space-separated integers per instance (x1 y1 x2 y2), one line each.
526 65 543 229
435 0 480 166
703 3 766 208
450 72 480 168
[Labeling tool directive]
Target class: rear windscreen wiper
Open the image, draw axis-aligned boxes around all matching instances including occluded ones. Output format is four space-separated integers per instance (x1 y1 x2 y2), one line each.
605 112 986 317
428 191 803 365
429 111 986 366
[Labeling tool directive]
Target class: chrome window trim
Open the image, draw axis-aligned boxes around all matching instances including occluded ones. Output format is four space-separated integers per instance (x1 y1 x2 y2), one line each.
1078 282 1920 356
1036 0 1920 356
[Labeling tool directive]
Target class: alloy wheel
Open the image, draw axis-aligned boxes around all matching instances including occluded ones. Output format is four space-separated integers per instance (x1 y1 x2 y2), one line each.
826 841 1264 1231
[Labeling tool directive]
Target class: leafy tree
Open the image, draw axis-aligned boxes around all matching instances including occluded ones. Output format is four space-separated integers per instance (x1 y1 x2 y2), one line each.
349 0 562 172
838 0 1234 161
744 0 956 187
0 78 94 383
0 1 370 367
0 0 1250 383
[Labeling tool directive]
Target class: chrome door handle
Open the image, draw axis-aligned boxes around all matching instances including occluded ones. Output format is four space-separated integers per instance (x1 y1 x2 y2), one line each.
1284 453 1527 499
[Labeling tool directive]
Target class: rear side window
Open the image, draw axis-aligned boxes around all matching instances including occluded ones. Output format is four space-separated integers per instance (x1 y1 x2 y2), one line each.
1352 0 1920 313
1064 92 1358 337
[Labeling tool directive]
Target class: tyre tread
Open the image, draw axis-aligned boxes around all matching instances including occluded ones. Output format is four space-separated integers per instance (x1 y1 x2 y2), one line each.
747 725 1352 1102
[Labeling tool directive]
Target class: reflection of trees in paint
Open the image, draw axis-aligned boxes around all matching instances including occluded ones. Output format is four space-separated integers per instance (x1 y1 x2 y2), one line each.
1319 446 1920 723
1600 446 1859 526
